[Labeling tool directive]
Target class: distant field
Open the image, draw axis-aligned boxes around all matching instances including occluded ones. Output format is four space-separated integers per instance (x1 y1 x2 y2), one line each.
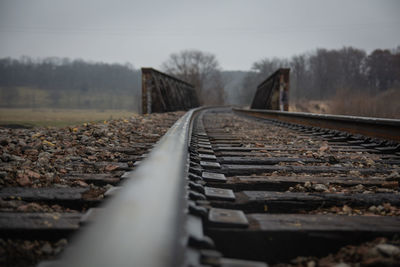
0 108 139 127
0 87 140 111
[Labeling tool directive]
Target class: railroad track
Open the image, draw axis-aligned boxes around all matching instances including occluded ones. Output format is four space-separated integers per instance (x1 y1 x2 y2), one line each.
0 112 184 267
2 107 400 266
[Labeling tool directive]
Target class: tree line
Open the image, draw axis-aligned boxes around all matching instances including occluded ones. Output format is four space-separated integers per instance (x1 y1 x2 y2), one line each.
0 57 140 109
239 46 400 105
0 57 138 92
0 52 225 109
1 46 399 111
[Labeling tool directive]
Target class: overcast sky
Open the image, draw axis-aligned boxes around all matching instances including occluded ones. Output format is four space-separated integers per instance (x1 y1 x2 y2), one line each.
0 0 399 70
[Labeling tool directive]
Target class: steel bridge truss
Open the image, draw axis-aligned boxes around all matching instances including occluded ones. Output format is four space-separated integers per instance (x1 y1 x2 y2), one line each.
141 68 199 114
251 68 290 111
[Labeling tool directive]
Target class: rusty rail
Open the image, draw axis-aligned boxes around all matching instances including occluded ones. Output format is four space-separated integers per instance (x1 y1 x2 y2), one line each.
250 68 290 111
141 68 199 114
234 108 400 142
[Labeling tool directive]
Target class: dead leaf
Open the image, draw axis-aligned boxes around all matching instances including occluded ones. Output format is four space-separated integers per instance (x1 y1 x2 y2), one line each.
105 165 119 172
73 180 89 187
43 140 55 146
319 143 330 152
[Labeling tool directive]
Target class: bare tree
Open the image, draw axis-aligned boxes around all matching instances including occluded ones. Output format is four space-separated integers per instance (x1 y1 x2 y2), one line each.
337 47 367 90
161 50 225 105
366 49 396 91
290 54 309 100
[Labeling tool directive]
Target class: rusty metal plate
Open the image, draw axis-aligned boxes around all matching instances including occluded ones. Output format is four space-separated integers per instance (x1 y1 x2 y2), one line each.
208 208 248 227
199 154 217 160
205 187 235 200
202 172 227 182
200 161 221 169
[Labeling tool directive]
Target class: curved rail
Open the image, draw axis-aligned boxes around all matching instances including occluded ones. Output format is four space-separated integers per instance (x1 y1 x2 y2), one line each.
234 108 400 142
51 108 202 267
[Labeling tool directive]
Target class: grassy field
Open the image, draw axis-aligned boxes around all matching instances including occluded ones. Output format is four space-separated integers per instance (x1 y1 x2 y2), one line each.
0 108 139 127
0 87 140 111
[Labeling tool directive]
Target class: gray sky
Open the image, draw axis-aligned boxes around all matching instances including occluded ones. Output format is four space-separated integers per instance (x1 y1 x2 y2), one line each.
0 0 399 70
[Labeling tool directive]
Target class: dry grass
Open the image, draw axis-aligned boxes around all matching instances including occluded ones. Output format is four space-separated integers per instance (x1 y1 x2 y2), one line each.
290 89 400 119
330 89 400 119
0 108 139 127
289 100 331 114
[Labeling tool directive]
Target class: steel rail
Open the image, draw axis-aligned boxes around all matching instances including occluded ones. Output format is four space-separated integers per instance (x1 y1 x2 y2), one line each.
50 108 201 267
233 108 400 142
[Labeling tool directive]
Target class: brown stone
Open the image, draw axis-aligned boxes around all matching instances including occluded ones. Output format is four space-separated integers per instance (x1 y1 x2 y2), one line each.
17 175 31 186
26 170 41 179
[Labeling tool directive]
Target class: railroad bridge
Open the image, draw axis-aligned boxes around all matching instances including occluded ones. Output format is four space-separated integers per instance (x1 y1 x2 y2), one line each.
1 68 400 267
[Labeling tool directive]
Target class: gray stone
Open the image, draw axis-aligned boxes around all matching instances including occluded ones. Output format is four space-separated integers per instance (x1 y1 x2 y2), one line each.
41 242 53 254
313 183 328 192
376 243 400 257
